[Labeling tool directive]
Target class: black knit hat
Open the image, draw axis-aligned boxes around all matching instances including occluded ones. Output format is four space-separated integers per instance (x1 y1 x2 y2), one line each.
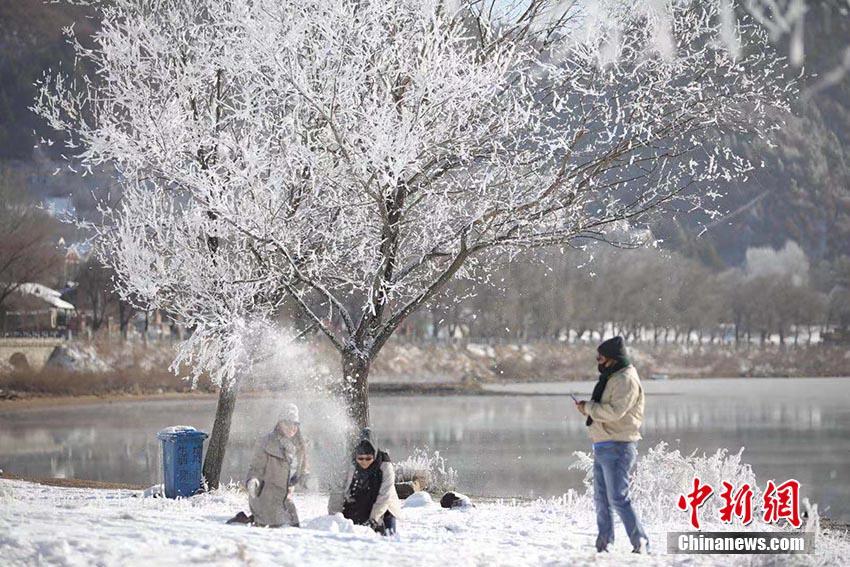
354 439 376 456
597 336 627 360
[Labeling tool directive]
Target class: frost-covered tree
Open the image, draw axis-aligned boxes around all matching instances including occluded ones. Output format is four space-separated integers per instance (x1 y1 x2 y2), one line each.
36 0 791 486
0 172 63 320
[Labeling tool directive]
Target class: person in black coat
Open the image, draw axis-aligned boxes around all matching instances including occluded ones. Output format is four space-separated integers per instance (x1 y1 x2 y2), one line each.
328 432 402 535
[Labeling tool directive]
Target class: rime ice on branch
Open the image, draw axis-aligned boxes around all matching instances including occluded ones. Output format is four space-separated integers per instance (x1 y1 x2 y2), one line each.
35 0 792 459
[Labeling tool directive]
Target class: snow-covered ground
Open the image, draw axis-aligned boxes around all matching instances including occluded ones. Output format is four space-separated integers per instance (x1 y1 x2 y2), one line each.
1 479 846 566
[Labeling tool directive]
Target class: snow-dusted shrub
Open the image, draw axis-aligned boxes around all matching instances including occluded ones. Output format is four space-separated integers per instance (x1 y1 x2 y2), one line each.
561 442 850 564
571 442 795 531
631 442 762 530
395 447 458 494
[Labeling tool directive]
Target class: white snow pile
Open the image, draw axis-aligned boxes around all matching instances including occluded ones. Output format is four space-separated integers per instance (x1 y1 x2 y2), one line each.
157 425 201 436
303 513 375 536
46 343 112 373
142 484 164 498
40 341 178 375
401 491 433 508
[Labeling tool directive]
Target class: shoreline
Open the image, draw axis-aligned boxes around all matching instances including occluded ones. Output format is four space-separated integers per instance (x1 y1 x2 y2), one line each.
2 375 850 411
0 472 146 491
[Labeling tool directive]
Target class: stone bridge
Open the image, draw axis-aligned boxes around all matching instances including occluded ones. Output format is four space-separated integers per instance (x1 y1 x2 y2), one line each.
0 338 65 372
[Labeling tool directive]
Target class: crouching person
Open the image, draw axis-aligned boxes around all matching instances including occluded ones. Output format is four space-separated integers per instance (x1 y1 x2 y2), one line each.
244 403 308 528
329 433 402 536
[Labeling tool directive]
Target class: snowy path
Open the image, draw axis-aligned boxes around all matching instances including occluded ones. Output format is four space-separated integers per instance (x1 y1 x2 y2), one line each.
0 479 843 566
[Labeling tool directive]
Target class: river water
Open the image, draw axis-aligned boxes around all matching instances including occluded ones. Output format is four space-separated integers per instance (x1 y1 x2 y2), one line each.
1 377 848 521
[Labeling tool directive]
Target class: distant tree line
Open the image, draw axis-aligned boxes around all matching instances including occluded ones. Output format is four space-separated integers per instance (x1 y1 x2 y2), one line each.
5 169 848 349
400 241 850 347
4 158 848 349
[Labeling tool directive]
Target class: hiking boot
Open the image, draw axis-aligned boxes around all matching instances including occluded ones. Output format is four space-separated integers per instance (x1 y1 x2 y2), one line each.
226 511 253 525
632 539 651 554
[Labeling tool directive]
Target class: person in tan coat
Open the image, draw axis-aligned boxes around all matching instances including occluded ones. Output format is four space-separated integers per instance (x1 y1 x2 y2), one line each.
575 336 649 554
228 403 309 527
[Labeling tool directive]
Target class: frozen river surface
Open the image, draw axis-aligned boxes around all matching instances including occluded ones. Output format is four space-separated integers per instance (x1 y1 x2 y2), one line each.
1 377 848 521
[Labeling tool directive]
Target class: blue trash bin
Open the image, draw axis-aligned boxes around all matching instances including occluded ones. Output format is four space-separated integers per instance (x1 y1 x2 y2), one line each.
157 426 208 498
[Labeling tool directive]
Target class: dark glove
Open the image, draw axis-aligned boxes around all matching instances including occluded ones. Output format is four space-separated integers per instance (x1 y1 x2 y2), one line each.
367 519 384 534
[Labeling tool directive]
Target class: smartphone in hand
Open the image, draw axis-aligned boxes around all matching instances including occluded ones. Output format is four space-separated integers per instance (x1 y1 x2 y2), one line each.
570 394 580 403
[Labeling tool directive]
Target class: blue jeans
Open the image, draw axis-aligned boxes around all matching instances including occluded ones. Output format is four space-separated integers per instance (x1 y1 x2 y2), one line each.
593 442 648 551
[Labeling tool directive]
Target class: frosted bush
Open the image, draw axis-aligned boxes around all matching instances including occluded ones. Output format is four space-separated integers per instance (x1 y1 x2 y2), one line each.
571 442 774 530
563 441 850 565
631 442 764 530
395 447 458 494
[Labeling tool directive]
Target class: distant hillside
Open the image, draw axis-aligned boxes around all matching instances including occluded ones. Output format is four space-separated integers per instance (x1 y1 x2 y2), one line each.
0 1 848 263
702 5 850 264
0 0 96 159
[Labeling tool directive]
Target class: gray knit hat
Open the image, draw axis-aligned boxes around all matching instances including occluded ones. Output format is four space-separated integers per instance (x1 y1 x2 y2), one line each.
277 402 300 424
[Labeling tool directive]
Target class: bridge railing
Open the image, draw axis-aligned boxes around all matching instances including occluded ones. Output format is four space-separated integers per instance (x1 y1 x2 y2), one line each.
1 330 69 339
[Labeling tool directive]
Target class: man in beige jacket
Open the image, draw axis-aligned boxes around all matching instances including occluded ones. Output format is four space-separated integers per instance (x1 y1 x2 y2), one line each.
575 336 649 553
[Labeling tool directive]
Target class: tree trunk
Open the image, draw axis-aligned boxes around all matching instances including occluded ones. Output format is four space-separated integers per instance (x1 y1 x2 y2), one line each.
143 310 150 346
431 309 440 340
341 350 371 431
119 302 131 341
202 377 239 490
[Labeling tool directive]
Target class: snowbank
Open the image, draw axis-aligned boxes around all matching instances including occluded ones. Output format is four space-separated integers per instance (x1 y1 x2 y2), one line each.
401 491 433 508
1 479 846 566
46 343 112 373
303 513 375 536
